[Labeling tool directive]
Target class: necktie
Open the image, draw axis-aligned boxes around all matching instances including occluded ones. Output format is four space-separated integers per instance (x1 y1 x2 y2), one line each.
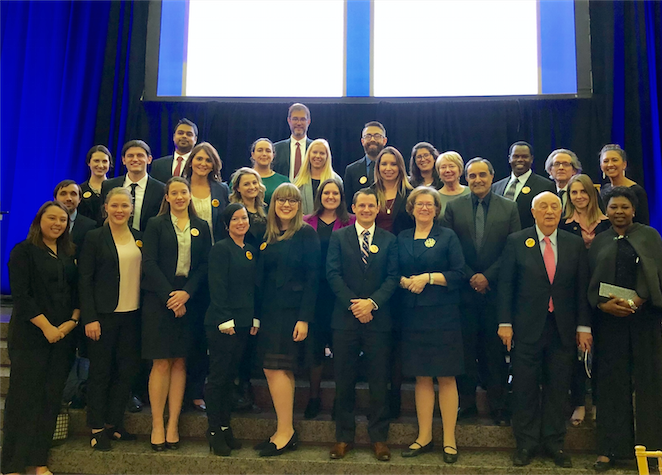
173 155 184 177
361 230 370 268
504 179 518 200
368 160 375 183
294 142 302 178
128 183 138 229
558 189 567 208
543 236 556 312
475 199 485 251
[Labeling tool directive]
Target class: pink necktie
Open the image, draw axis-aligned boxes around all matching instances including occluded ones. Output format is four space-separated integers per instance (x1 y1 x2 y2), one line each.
173 156 184 177
543 236 555 312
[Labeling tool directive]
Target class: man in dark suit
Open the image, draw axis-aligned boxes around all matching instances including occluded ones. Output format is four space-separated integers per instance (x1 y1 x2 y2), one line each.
327 188 399 462
497 191 592 468
444 158 521 426
101 140 165 232
343 121 387 212
492 141 556 229
150 118 198 184
273 103 313 180
53 179 96 257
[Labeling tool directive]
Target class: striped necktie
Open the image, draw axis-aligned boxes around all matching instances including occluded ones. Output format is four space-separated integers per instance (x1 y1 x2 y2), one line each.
361 230 370 268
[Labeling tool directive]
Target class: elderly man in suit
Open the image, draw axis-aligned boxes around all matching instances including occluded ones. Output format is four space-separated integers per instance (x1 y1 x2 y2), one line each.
53 179 96 258
497 191 592 468
492 141 556 229
444 158 521 426
273 103 313 180
327 187 399 462
150 118 198 184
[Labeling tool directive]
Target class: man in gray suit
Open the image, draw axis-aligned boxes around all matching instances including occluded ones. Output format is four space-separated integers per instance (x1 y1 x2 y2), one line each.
444 158 521 426
273 103 313 180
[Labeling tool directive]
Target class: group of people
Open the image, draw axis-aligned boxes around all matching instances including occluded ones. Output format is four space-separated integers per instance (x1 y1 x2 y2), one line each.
3 103 661 475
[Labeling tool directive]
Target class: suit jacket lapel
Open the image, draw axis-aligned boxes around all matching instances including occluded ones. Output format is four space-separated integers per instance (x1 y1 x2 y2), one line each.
401 228 415 259
527 230 548 281
366 227 386 271
346 226 364 269
102 224 120 266
462 198 477 248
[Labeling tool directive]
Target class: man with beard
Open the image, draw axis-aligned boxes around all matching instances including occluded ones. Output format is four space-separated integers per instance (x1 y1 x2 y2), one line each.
344 121 388 212
273 103 313 181
53 179 97 258
150 118 198 184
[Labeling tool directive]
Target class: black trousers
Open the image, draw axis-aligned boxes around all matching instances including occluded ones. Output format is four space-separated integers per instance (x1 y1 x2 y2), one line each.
1 336 76 473
595 312 662 459
205 326 250 428
86 311 141 429
457 287 509 413
511 313 574 452
333 328 390 443
185 317 209 402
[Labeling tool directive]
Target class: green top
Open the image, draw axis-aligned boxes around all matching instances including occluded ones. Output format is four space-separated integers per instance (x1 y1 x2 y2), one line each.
261 172 290 205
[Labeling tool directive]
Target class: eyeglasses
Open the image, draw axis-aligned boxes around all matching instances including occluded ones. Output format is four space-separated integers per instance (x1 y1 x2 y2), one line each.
289 117 308 123
414 202 436 209
275 198 300 205
552 161 574 169
363 133 384 141
415 153 432 161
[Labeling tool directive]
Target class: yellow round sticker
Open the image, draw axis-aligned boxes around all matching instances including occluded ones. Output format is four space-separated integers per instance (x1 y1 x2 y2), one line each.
135 240 143 248
521 186 531 194
191 228 200 237
359 176 368 185
82 191 92 199
246 251 253 260
369 244 379 253
424 238 436 248
211 199 220 208
525 238 536 248
260 242 267 251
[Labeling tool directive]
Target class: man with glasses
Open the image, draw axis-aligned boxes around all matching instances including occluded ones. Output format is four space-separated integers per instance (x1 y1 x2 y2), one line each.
343 121 388 212
273 103 313 181
543 149 582 209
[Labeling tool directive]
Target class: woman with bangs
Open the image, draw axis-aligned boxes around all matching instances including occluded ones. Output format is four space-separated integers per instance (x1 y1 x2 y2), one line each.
253 183 320 456
436 151 470 215
409 142 442 189
371 146 414 237
230 167 268 248
79 144 113 222
250 137 289 205
293 138 343 215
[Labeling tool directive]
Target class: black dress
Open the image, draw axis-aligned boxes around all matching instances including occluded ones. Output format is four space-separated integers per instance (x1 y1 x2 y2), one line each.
257 225 320 371
79 180 103 222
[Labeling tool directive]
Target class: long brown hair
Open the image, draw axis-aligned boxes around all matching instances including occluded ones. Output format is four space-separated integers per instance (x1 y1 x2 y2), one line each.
564 174 604 225
373 146 413 212
265 184 304 244
158 177 198 217
312 178 350 224
182 142 222 182
27 201 75 256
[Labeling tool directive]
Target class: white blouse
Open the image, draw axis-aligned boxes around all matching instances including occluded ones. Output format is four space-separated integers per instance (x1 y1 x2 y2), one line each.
191 195 213 241
114 239 141 312
171 214 191 277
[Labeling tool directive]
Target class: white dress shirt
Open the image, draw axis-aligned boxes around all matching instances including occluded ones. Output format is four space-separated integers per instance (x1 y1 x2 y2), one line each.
171 151 191 176
504 169 532 201
171 214 192 277
288 136 308 181
354 221 376 247
123 174 149 231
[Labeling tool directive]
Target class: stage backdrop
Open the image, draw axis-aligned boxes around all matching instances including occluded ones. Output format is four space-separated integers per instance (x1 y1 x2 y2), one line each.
1 0 660 294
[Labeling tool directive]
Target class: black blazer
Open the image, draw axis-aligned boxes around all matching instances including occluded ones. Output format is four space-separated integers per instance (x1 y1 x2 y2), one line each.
492 172 556 229
397 225 465 315
141 214 212 304
150 155 175 184
498 227 591 347
78 224 143 325
273 138 314 178
7 241 78 349
256 224 320 322
100 175 165 231
71 213 97 258
205 238 257 328
208 180 231 242
370 185 414 237
343 155 374 212
327 225 399 332
443 192 521 286
78 181 103 222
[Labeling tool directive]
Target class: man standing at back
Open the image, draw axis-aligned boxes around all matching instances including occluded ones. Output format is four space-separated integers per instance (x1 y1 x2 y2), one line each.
343 121 387 212
54 179 97 257
492 141 555 229
150 118 198 184
273 103 313 181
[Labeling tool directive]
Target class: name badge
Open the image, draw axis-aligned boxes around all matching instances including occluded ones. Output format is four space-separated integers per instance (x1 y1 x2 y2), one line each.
369 244 379 253
191 228 200 237
521 186 531 194
246 251 253 260
525 238 535 248
424 238 436 248
135 240 143 248
260 242 267 251
359 176 368 185
211 199 220 208
83 191 92 199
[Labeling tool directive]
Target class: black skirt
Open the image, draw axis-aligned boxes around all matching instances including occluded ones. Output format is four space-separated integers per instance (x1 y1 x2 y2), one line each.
258 307 305 371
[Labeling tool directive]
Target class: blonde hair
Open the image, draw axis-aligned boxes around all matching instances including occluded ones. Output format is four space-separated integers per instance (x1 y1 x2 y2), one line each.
436 151 465 176
293 139 336 187
374 146 413 212
265 183 304 244
230 167 267 219
564 174 604 225
102 187 133 223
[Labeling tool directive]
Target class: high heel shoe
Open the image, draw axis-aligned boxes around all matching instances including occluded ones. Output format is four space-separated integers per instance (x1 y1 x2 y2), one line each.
223 427 242 450
165 440 180 450
207 429 231 456
443 446 459 464
151 442 166 452
259 431 298 457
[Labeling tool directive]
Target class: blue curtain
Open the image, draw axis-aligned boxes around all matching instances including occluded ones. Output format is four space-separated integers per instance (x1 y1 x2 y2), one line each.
0 0 111 293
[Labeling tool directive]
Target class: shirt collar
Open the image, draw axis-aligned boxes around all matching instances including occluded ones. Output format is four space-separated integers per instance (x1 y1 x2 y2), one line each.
557 184 568 193
291 136 307 146
510 168 532 184
170 213 191 230
69 209 78 223
123 173 149 189
535 224 558 246
355 221 376 237
174 151 191 161
471 190 492 206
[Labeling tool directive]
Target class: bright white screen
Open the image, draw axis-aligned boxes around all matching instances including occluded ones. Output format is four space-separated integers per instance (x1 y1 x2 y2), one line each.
373 0 539 97
185 0 345 97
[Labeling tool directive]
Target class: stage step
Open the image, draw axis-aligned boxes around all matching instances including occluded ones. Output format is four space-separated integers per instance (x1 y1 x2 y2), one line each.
48 437 636 475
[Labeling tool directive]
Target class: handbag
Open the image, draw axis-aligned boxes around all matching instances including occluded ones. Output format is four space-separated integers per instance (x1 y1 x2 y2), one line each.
52 402 70 444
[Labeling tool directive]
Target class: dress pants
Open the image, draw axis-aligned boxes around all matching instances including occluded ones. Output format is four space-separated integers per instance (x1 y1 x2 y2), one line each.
205 327 250 428
457 287 509 412
333 328 390 443
1 336 76 473
511 313 574 452
185 318 209 402
86 311 141 429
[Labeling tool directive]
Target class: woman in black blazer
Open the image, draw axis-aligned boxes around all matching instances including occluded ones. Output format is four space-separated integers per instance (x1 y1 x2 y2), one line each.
79 187 143 450
230 167 268 247
397 187 465 463
79 145 112 222
253 183 320 457
2 202 80 475
205 203 260 456
141 177 212 451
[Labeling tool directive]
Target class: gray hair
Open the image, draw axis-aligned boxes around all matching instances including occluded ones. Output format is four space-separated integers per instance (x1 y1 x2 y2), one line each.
544 148 583 175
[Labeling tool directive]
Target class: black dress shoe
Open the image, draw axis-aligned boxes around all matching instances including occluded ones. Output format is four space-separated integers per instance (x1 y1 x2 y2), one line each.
106 426 137 441
402 441 434 458
207 429 231 456
165 440 180 450
127 395 143 413
593 458 615 472
443 446 459 464
90 430 111 451
223 427 242 450
457 406 478 419
547 449 572 468
151 442 166 452
253 438 270 451
259 432 298 457
513 448 534 466
304 397 321 420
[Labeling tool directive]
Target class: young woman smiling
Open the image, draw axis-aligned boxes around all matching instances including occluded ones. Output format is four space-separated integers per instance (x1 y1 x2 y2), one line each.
293 139 342 215
250 138 289 205
79 145 113 222
230 167 268 248
409 142 442 189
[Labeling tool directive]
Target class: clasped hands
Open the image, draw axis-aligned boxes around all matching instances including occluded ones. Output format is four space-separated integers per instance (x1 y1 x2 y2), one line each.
470 273 490 294
44 311 79 343
220 326 259 336
167 290 190 317
598 293 644 317
400 274 428 294
350 298 375 323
